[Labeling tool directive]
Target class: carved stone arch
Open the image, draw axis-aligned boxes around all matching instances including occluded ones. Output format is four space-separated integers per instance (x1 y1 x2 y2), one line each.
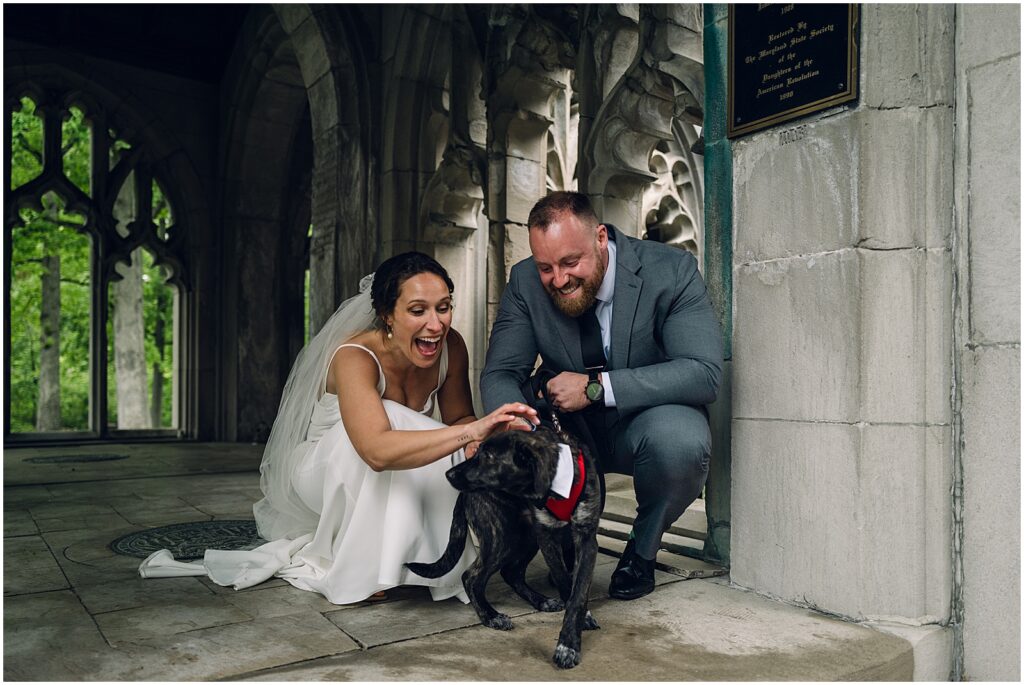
580 6 705 243
272 5 374 331
377 5 460 252
219 6 316 442
379 5 490 402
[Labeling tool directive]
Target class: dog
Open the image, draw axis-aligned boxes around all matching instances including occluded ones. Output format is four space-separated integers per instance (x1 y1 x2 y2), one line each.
406 425 602 669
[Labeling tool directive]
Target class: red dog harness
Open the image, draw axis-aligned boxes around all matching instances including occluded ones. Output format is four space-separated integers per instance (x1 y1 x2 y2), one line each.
544 449 586 521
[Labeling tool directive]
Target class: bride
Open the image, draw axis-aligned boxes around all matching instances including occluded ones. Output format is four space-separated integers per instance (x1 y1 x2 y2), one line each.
140 252 538 604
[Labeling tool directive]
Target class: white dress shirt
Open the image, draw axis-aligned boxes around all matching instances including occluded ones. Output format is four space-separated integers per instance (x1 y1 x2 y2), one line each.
594 239 617 407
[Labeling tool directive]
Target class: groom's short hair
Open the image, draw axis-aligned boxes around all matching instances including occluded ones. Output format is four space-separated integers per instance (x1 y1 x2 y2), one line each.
528 191 599 231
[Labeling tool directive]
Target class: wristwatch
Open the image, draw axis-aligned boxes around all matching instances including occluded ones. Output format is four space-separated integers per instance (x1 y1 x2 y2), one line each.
585 369 604 405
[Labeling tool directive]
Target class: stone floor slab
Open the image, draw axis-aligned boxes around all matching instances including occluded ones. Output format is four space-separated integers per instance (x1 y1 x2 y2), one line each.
325 593 483 647
221 582 350 620
4 590 113 681
33 511 135 534
243 579 913 681
3 535 68 596
198 574 290 594
76 576 217 614
4 442 916 682
93 595 255 643
112 611 360 680
3 508 38 536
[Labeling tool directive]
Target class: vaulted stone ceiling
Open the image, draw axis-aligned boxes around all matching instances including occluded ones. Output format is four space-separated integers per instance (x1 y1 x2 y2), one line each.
3 3 250 83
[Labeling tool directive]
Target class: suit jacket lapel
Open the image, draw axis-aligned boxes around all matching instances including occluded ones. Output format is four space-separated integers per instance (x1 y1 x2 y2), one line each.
608 226 641 371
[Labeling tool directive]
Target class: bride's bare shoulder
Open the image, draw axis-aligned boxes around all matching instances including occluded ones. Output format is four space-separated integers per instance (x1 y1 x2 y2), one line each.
327 333 382 394
344 330 380 349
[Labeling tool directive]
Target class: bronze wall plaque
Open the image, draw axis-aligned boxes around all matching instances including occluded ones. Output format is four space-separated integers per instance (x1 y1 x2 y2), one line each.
728 4 860 138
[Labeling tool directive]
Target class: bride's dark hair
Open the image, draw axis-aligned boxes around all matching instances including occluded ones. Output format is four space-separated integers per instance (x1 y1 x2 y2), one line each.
370 252 455 320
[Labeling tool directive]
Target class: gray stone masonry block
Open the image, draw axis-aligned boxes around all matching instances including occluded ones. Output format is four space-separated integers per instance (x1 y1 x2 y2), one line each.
733 250 860 423
288 13 332 85
859 249 952 426
731 419 862 616
961 345 1021 681
503 223 534 276
866 622 952 681
733 114 857 262
859 107 953 250
306 75 341 136
505 156 545 225
505 111 556 161
968 56 1021 345
732 419 952 622
273 4 313 35
857 424 951 622
861 4 954 109
735 107 952 261
957 4 1021 72
594 192 643 237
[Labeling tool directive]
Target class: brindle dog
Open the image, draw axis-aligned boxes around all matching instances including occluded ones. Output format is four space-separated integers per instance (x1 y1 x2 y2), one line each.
406 426 602 669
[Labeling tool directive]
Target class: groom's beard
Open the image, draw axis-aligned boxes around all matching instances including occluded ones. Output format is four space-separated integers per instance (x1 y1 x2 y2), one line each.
545 252 605 318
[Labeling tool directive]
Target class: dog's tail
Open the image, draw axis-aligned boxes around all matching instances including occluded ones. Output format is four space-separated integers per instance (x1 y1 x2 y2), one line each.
405 492 468 578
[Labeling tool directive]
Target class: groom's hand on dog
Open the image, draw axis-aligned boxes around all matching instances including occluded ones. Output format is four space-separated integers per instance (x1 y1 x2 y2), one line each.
543 372 590 412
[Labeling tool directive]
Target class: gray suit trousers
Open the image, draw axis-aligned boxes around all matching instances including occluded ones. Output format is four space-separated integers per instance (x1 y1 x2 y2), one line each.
583 403 711 560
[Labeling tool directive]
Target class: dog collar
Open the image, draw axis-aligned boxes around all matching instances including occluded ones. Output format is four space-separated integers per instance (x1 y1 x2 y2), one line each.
544 449 585 521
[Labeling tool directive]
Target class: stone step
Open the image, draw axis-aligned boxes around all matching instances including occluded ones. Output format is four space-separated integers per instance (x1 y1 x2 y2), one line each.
603 493 708 541
596 533 726 580
597 515 706 560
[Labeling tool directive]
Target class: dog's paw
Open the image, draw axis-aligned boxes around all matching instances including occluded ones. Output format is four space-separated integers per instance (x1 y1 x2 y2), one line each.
538 597 564 612
484 614 514 631
553 643 581 669
582 611 600 630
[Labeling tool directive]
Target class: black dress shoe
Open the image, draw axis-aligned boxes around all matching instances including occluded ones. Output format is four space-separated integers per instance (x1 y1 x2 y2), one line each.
608 539 655 600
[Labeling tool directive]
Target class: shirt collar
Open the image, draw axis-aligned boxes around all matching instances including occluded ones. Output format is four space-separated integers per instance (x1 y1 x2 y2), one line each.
596 237 617 305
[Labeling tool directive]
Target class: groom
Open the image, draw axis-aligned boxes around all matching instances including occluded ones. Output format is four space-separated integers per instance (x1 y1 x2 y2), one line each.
480 191 723 600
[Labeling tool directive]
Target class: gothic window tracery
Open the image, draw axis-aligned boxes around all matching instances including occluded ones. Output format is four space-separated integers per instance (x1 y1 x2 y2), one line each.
642 119 705 267
6 87 188 438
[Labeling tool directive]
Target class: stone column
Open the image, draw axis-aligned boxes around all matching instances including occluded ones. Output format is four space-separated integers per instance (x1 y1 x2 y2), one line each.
953 5 1020 681
483 7 573 328
729 7 956 670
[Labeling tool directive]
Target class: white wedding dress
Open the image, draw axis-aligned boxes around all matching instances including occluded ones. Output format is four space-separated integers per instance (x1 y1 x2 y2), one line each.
140 342 476 605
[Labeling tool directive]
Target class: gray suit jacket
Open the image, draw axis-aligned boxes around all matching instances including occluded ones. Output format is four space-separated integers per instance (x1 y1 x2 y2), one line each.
481 225 723 417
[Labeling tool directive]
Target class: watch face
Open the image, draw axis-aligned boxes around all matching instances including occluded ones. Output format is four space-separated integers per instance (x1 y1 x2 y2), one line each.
586 381 603 402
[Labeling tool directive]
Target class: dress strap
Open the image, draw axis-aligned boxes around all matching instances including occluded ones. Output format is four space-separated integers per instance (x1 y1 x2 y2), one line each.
323 343 386 397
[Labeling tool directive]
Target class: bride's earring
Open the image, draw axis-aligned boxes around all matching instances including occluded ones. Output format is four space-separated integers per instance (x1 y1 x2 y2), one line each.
386 324 393 340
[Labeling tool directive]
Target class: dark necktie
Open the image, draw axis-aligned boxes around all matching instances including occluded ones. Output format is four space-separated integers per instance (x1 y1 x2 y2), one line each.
579 304 606 370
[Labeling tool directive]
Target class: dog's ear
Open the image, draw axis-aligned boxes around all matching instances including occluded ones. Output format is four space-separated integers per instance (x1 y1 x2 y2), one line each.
516 436 558 500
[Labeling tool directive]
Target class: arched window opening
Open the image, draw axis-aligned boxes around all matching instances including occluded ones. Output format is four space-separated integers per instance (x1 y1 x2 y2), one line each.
10 192 92 432
5 88 189 440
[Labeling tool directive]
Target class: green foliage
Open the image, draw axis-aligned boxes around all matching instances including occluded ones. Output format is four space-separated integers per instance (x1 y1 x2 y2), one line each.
62 106 91 195
9 97 177 433
11 97 42 190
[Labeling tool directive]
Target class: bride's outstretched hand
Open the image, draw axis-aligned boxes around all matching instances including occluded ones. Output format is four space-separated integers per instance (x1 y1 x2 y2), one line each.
464 403 539 458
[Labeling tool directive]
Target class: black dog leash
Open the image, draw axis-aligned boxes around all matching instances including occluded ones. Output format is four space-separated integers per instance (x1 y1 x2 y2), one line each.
524 369 572 443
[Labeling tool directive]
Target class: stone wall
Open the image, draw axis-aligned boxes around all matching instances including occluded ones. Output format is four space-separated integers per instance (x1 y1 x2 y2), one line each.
729 0 955 649
953 4 1021 681
727 4 1020 680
